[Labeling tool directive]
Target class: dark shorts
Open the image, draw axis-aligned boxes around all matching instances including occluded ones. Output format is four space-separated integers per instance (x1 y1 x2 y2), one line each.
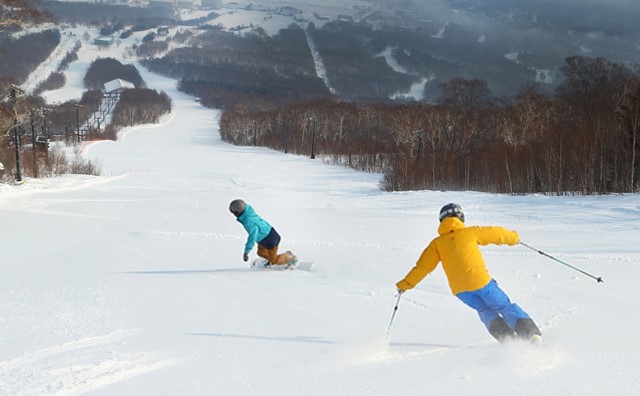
258 227 281 250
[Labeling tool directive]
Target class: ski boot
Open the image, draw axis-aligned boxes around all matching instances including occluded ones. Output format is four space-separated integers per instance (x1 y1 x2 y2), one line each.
284 251 298 269
515 318 542 344
250 258 271 268
489 317 516 343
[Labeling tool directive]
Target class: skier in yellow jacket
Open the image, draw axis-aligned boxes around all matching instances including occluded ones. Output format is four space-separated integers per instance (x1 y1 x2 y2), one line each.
396 203 541 343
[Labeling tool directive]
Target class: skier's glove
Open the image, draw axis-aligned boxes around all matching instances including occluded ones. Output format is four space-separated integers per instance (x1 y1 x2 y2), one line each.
243 253 249 262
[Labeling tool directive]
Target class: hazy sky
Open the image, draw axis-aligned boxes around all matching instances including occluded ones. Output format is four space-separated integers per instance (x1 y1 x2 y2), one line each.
392 0 640 34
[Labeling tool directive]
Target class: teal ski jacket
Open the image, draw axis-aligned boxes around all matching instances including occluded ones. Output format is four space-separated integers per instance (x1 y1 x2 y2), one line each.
236 205 273 254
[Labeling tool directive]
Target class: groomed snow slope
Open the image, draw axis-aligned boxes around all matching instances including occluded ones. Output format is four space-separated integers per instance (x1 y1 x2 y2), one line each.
1 29 640 396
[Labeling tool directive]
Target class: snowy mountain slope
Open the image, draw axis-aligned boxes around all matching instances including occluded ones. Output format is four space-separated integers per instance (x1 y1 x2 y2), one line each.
1 25 640 396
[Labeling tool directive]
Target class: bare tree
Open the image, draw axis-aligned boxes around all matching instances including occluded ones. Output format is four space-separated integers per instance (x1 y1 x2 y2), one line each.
0 0 50 32
439 78 492 109
617 84 640 191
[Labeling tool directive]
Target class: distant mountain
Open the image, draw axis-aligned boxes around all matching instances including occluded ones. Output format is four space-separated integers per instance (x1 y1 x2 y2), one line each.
15 0 640 101
358 0 638 97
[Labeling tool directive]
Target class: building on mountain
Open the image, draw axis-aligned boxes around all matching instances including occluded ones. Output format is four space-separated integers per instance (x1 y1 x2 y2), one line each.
93 35 114 46
103 79 135 94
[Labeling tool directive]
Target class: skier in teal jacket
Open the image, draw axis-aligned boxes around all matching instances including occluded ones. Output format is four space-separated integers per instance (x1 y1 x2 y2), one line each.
229 199 296 266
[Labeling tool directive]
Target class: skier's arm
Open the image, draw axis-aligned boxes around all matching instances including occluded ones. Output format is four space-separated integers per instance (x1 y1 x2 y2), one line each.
396 242 440 292
475 226 519 246
244 225 259 254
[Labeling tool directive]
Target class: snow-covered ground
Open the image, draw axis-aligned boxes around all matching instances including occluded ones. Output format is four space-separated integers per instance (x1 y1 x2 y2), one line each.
2 20 640 396
377 47 431 100
199 0 373 35
305 30 337 95
504 52 557 85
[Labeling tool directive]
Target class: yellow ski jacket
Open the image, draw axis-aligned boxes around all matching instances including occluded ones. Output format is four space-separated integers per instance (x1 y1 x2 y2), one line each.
396 217 520 295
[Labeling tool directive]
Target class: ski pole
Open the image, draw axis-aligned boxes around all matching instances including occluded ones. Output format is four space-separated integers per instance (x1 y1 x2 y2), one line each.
386 292 403 337
520 241 604 283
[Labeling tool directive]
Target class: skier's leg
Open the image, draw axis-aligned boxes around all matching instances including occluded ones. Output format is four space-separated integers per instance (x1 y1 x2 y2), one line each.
456 291 497 328
457 290 514 341
257 245 277 264
481 280 541 339
258 245 294 265
273 248 295 265
257 228 282 264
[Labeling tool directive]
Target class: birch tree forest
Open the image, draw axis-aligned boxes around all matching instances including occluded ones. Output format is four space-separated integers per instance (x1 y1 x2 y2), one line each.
220 56 640 194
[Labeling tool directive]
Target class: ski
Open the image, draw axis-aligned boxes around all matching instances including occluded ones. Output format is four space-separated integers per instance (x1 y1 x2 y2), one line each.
250 258 314 271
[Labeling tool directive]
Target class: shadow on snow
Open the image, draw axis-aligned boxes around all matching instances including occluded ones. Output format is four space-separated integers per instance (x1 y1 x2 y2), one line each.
185 332 335 345
122 268 251 275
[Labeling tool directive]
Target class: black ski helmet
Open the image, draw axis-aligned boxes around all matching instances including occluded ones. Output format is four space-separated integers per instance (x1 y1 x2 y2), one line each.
439 203 464 222
229 199 246 216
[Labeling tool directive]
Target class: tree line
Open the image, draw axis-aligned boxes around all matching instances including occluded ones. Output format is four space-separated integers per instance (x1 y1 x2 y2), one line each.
41 1 174 26
84 57 146 90
306 22 416 101
0 29 61 92
110 88 172 129
141 25 333 112
220 56 640 195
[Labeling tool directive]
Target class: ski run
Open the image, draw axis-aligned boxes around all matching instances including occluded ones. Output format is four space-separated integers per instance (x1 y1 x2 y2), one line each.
1 23 640 396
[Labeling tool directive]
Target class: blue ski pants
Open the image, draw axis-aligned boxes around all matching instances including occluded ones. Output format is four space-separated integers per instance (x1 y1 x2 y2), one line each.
456 279 531 331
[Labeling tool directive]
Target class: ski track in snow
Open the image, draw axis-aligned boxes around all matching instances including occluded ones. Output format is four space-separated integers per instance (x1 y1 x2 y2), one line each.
360 341 484 364
129 229 416 251
0 330 181 396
